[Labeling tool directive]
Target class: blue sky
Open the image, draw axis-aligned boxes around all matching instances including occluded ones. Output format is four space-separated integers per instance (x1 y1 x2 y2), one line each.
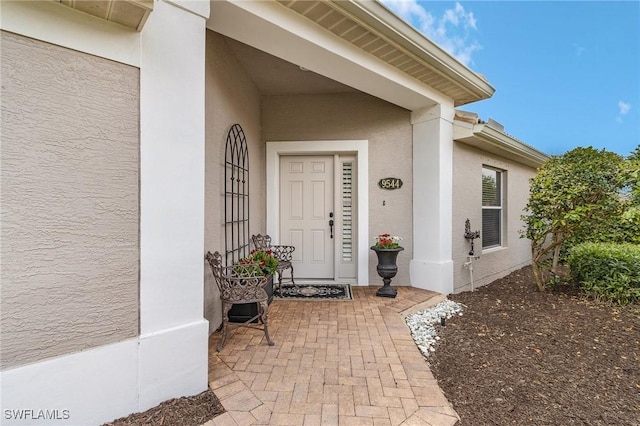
380 0 640 157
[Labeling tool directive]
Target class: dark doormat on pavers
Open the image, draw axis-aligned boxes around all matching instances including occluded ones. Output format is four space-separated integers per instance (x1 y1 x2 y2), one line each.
275 283 352 300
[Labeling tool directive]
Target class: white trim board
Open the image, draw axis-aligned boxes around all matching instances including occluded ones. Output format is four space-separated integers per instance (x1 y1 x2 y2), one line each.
0 1 141 67
0 320 208 426
266 140 369 286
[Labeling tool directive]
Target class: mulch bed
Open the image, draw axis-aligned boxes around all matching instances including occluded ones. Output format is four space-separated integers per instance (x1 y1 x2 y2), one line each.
430 266 640 425
103 389 224 426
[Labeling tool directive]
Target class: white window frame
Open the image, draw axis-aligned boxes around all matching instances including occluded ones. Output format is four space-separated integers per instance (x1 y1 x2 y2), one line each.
481 166 504 250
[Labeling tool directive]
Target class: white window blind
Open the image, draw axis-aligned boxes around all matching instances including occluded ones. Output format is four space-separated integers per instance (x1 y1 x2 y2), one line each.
342 162 353 262
482 167 502 249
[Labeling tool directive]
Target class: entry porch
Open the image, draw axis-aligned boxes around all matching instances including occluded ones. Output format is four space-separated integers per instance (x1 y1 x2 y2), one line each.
205 286 458 426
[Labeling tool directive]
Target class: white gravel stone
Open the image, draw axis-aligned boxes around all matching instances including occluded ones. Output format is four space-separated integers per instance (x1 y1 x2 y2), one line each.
405 299 463 357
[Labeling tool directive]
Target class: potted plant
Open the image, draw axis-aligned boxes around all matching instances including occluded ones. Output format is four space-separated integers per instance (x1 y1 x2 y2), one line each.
371 233 404 298
236 249 279 276
229 249 278 323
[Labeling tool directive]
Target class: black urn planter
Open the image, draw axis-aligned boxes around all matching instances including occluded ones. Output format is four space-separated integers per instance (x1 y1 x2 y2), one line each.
371 246 404 298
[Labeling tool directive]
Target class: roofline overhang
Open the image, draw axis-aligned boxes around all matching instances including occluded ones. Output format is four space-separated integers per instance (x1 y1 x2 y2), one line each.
209 0 495 109
333 0 495 105
454 116 549 168
54 0 154 31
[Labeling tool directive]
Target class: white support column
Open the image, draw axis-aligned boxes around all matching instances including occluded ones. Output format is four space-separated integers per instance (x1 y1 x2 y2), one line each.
138 0 210 411
410 103 456 295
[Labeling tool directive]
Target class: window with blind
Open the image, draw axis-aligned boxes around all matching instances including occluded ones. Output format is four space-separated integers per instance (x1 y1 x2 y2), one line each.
482 167 503 249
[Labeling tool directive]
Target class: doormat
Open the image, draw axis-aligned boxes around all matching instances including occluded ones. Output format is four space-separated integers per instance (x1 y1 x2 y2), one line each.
275 283 352 301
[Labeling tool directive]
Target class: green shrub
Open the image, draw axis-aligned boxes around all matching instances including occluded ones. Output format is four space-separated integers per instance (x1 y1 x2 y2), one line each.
566 204 640 248
567 243 640 304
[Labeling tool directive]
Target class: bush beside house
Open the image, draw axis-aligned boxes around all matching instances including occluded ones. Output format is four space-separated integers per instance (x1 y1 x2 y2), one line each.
568 243 640 305
522 146 640 298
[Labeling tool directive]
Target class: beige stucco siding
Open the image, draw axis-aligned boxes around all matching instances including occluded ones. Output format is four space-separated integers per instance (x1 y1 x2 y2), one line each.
204 31 264 332
452 141 535 293
263 93 413 286
0 31 140 370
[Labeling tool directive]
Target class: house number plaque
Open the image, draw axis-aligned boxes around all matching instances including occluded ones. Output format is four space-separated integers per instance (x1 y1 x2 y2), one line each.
378 177 403 190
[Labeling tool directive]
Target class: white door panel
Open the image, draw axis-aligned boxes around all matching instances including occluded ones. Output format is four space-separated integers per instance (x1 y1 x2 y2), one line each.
281 156 334 278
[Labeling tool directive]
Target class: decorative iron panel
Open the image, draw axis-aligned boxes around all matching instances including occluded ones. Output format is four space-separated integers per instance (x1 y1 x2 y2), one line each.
224 124 250 266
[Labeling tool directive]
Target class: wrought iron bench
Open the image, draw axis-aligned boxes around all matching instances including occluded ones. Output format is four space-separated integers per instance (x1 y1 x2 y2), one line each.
205 251 274 351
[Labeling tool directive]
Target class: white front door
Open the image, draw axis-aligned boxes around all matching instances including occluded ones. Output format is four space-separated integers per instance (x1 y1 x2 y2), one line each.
280 155 334 279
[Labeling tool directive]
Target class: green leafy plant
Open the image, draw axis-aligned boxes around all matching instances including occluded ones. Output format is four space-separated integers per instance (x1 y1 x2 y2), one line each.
624 146 640 205
373 233 403 249
567 242 640 305
521 147 626 291
236 249 278 276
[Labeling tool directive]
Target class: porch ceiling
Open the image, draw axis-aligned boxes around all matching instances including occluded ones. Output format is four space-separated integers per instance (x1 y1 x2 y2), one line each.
226 38 359 96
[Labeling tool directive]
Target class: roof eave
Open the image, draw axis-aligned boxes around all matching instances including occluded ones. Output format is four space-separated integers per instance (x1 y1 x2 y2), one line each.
56 0 154 31
454 122 549 168
334 0 496 105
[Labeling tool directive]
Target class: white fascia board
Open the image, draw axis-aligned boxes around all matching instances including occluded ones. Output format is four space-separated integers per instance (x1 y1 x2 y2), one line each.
452 120 475 138
207 0 448 111
454 122 549 168
0 1 141 67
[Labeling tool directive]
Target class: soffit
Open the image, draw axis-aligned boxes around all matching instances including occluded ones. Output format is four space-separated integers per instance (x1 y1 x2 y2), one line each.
56 0 153 31
276 0 494 106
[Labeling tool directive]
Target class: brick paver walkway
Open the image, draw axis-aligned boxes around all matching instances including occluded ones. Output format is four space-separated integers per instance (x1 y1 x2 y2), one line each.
204 286 458 425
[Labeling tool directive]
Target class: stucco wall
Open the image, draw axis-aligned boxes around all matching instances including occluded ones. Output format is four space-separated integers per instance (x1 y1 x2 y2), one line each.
452 141 535 293
204 31 263 332
262 93 413 286
0 31 140 369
